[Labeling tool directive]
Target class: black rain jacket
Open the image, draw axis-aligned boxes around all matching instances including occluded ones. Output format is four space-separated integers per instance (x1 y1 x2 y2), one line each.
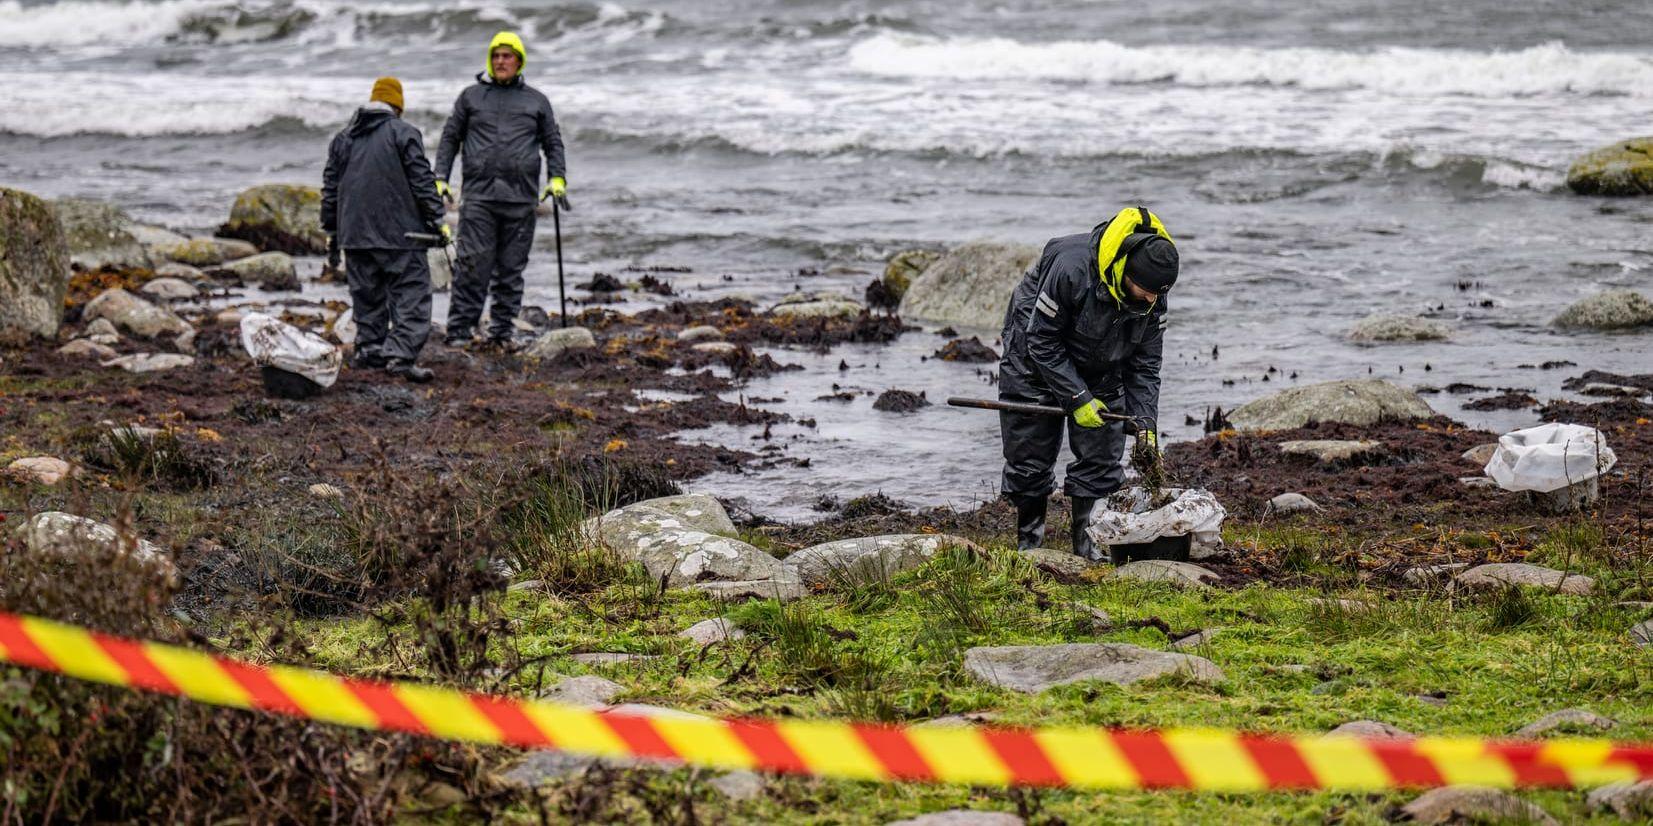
321 105 444 250
999 221 1167 427
435 73 566 204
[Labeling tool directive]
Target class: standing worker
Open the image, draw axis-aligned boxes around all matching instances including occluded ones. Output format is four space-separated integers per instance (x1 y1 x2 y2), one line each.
321 77 448 383
435 31 568 348
997 206 1179 560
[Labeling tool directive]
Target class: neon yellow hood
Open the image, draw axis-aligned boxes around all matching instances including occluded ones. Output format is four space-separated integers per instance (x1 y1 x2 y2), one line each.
1096 206 1174 306
486 31 527 78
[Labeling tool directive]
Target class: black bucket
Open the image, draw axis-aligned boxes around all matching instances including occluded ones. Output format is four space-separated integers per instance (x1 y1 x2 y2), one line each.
260 365 325 400
1108 533 1193 565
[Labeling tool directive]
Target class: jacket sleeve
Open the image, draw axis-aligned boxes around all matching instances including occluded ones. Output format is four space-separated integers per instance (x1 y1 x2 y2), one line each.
400 126 445 227
434 90 469 182
320 132 345 233
1024 263 1093 412
1120 309 1166 428
538 95 566 180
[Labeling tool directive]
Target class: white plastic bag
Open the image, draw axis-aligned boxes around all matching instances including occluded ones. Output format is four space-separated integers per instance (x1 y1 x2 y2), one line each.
1087 487 1227 551
1485 423 1615 493
239 312 341 388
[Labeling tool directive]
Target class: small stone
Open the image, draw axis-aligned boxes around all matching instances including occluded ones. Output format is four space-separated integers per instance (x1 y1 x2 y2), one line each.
58 339 117 360
1326 720 1412 739
307 483 344 498
141 277 199 299
886 810 1024 826
570 653 659 667
5 456 71 486
215 307 249 325
1462 443 1498 466
707 771 765 801
86 318 119 338
1169 628 1220 650
766 291 862 319
1413 693 1450 707
155 261 204 279
678 325 724 342
1514 708 1615 739
1277 439 1385 464
963 643 1224 693
1454 563 1594 596
680 618 744 646
1459 476 1498 488
691 341 738 355
1402 562 1470 586
1112 559 1220 588
507 579 543 592
1629 620 1651 648
82 288 192 338
1400 786 1558 825
1587 780 1653 821
1069 602 1114 633
539 675 622 707
102 353 195 373
1265 492 1321 515
523 326 597 361
497 751 606 787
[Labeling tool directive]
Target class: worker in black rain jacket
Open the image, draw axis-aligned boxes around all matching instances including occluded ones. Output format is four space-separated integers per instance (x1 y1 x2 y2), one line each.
321 76 448 383
997 206 1179 560
435 31 567 348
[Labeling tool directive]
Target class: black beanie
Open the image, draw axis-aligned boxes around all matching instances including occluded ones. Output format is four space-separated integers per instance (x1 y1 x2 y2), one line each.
1123 235 1179 294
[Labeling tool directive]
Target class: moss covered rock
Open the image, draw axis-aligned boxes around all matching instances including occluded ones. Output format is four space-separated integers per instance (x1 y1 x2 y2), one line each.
50 198 152 271
1566 137 1653 196
1552 289 1653 330
881 249 939 304
221 184 327 254
0 187 71 338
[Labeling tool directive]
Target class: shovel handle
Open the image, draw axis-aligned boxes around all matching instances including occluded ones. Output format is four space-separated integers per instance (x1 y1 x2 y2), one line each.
946 396 1138 423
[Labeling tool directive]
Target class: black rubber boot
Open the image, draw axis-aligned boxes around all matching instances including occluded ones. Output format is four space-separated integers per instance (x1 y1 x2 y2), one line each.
1070 496 1101 561
1013 496 1047 551
385 359 434 384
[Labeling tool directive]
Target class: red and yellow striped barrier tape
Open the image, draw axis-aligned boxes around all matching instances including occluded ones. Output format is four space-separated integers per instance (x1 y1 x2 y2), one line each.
2 610 1650 792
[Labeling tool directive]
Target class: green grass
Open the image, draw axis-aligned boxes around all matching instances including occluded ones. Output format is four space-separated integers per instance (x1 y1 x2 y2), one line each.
284 540 1653 825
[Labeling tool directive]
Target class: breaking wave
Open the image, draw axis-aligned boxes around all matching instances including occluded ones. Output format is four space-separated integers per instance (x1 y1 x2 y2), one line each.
848 34 1653 98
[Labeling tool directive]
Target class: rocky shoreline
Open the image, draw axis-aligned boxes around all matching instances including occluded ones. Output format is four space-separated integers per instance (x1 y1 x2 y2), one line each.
4 182 1653 823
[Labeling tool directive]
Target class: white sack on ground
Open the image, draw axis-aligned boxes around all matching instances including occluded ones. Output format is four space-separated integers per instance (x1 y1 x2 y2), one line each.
239 312 341 388
1485 423 1615 493
1088 487 1227 549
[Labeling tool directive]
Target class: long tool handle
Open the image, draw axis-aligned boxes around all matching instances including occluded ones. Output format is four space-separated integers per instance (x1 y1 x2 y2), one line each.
552 200 567 329
946 396 1136 422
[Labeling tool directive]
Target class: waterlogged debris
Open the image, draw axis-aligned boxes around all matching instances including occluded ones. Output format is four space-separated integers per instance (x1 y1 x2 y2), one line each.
933 336 998 363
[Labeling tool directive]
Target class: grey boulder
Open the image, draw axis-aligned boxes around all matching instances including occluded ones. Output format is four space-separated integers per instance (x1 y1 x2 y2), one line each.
963 643 1223 693
1587 780 1653 821
1229 379 1435 431
782 534 975 588
50 197 151 271
1278 439 1386 465
1552 290 1653 331
82 288 192 338
1113 559 1221 588
15 511 176 585
1347 314 1451 342
0 187 71 338
539 675 623 707
214 251 299 290
1265 492 1322 515
584 495 782 587
1453 563 1594 596
1514 708 1615 738
898 242 1040 330
767 291 863 319
1400 786 1557 825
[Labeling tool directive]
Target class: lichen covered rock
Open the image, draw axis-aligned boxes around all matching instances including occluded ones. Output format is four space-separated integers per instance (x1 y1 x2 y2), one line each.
1566 137 1653 196
0 187 71 338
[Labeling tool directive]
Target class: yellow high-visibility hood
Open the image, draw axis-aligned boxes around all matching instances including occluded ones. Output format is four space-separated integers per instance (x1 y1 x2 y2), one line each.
1097 206 1174 306
486 31 527 78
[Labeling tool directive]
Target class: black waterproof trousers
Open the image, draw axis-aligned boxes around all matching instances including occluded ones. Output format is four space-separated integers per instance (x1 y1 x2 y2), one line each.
998 372 1126 502
346 248 432 362
447 200 537 340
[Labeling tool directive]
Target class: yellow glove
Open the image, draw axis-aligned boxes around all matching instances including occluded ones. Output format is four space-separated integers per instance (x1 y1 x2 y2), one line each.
543 177 567 200
435 180 453 201
1143 429 1158 449
1072 399 1108 429
438 224 453 244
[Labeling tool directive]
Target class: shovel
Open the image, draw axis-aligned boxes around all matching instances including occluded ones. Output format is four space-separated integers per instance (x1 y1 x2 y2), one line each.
946 396 1145 426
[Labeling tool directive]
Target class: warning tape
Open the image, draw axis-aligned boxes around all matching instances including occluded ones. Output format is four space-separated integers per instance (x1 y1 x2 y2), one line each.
2 609 1650 791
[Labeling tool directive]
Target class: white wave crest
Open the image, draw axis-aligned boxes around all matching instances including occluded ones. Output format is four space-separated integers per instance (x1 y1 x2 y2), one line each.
848 34 1653 98
0 0 218 47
